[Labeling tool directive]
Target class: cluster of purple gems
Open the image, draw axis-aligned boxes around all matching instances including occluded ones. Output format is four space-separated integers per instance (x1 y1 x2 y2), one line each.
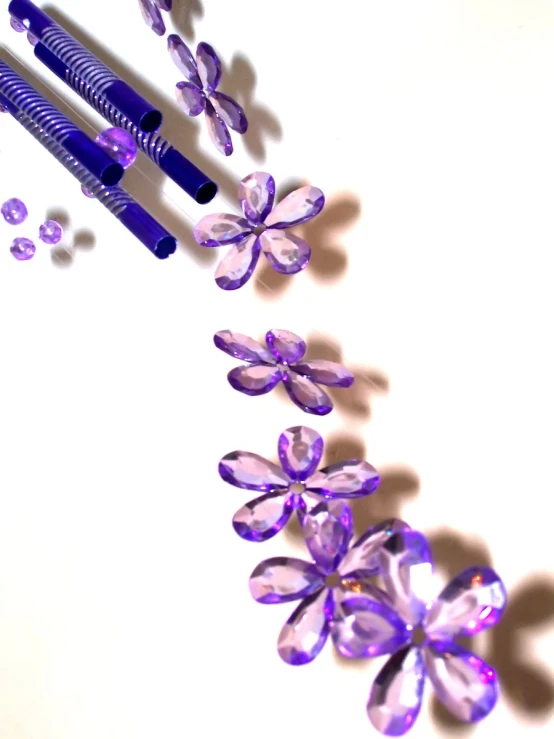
220 425 507 735
1 198 63 261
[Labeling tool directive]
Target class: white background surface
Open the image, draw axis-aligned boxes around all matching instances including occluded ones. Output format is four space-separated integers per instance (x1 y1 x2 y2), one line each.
1 1 554 737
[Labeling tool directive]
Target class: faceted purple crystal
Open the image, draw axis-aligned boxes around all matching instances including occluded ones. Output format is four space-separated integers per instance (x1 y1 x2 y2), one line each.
210 92 248 133
339 519 411 579
228 365 282 396
205 99 232 156
367 646 425 736
238 172 276 224
10 237 36 261
215 235 261 291
303 498 353 573
260 229 311 274
423 641 498 722
193 213 251 247
293 359 355 388
283 372 333 415
278 589 331 665
1 198 28 225
175 81 205 116
95 128 138 169
266 329 306 364
306 460 381 498
233 492 293 542
10 16 26 32
154 0 172 9
218 451 289 491
424 567 507 639
168 35 201 86
277 426 323 481
196 42 222 94
138 0 166 35
214 330 275 364
39 220 63 245
265 185 325 229
249 557 325 604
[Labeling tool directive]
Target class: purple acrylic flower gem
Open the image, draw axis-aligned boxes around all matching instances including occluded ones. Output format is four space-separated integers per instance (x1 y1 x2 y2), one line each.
1 198 28 225
10 237 36 261
214 329 354 415
168 34 248 156
340 529 507 735
219 425 381 543
249 513 410 665
194 172 324 290
137 0 166 36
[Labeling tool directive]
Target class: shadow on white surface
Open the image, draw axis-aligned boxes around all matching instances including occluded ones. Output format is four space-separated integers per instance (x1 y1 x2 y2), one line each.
169 0 203 41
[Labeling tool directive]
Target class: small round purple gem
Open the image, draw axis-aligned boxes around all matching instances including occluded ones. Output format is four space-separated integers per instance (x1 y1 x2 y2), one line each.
95 127 138 169
10 16 26 32
27 32 38 46
81 186 95 198
39 220 63 245
1 198 28 225
10 237 36 261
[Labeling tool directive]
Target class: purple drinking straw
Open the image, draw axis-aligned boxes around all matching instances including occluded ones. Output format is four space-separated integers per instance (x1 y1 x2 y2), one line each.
0 89 176 260
32 43 217 205
8 0 163 134
0 56 124 187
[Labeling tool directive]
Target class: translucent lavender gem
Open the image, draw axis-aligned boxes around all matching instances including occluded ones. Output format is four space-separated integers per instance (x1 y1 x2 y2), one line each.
214 330 275 364
1 198 28 225
215 236 261 291
278 589 331 665
218 451 289 491
233 492 293 542
266 329 306 364
196 42 222 94
81 186 95 199
293 359 355 388
10 16 26 32
283 372 333 415
154 0 172 9
249 557 325 604
10 237 36 261
239 172 276 224
194 213 251 247
138 0 166 35
265 185 325 229
277 426 323 481
176 81 205 117
228 365 282 396
306 460 381 498
168 35 201 86
27 32 38 46
210 92 248 134
95 128 138 169
39 220 63 246
205 99 232 156
260 229 311 274
303 498 353 573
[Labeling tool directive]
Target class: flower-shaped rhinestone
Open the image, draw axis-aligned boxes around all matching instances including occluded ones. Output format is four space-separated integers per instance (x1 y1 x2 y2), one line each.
338 529 507 735
250 513 409 665
218 426 380 542
169 34 247 156
194 172 324 290
214 329 354 415
138 0 171 36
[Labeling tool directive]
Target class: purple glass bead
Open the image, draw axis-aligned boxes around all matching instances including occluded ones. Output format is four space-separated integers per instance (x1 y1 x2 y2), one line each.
10 16 26 32
95 128 138 169
27 32 38 46
81 186 95 199
137 0 166 36
1 198 28 225
39 220 63 246
10 237 36 261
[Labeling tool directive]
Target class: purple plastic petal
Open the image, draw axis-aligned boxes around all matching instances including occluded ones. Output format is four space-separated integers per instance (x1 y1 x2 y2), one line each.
205 100 232 156
424 567 507 639
265 329 307 364
138 0 166 35
194 213 251 247
228 364 282 396
277 426 324 482
332 586 410 659
249 557 325 604
210 91 248 133
167 34 201 85
196 42 221 94
154 0 172 9
283 373 333 416
303 498 353 573
265 186 325 229
260 229 311 274
292 360 355 388
278 588 331 665
367 646 425 736
306 460 381 498
214 234 261 290
339 519 412 579
238 172 276 224
232 491 293 542
175 81 205 116
379 530 434 627
213 330 275 364
218 451 289 491
424 641 498 723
